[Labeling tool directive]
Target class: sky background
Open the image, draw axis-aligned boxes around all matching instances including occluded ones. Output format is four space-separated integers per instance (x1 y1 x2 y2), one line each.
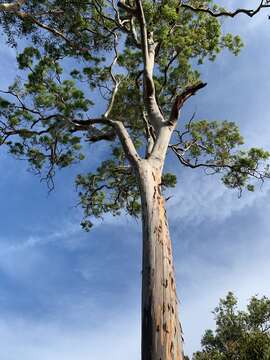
0 2 270 359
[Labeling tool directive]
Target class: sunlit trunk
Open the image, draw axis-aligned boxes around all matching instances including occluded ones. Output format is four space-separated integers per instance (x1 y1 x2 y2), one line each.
138 160 184 360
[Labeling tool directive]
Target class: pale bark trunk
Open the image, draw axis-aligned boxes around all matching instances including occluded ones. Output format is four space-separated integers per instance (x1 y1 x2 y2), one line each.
138 159 184 360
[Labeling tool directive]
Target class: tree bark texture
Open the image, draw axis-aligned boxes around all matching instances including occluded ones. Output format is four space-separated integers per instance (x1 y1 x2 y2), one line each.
138 160 184 360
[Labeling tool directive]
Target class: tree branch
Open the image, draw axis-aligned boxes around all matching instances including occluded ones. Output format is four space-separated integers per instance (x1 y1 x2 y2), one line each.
117 0 136 15
142 111 155 157
170 145 270 187
72 118 141 166
160 50 180 95
0 1 91 54
134 0 164 133
181 0 270 18
110 120 141 166
70 124 116 143
169 82 207 125
104 31 120 118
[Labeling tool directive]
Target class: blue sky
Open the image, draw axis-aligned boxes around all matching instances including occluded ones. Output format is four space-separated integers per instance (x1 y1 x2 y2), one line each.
0 4 270 359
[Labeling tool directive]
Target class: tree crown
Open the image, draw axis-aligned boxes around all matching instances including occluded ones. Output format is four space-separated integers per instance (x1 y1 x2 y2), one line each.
0 0 269 228
193 292 270 360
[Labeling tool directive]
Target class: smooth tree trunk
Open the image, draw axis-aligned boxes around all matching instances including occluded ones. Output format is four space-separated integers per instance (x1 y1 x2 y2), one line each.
138 159 184 360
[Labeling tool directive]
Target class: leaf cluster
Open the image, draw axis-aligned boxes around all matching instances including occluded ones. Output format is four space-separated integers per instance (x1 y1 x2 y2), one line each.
193 292 270 360
171 119 270 194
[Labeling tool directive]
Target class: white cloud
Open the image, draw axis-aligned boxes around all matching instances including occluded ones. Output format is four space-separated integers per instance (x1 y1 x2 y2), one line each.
168 169 270 227
0 220 83 285
0 311 140 360
0 220 81 255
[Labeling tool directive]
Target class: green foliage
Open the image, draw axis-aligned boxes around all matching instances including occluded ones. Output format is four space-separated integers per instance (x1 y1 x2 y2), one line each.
0 0 268 227
193 292 270 360
76 145 177 230
172 120 270 193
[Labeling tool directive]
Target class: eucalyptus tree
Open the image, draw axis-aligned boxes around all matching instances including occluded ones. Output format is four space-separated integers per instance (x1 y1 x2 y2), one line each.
0 1 270 359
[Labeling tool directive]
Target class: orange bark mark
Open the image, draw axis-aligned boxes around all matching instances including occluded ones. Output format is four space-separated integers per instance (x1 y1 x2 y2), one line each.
141 167 184 360
155 191 182 359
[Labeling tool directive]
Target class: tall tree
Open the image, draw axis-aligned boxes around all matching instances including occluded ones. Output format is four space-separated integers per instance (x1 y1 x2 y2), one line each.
193 292 270 360
0 1 270 359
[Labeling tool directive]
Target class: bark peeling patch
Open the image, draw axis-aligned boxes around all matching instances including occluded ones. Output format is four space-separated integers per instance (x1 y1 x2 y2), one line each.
141 169 184 359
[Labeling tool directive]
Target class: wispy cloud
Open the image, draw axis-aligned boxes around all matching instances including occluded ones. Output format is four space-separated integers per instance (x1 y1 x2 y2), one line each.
0 310 140 360
168 168 270 228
